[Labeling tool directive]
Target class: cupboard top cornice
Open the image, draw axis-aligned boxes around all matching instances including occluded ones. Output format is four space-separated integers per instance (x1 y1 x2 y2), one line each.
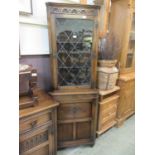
46 2 101 9
46 2 100 17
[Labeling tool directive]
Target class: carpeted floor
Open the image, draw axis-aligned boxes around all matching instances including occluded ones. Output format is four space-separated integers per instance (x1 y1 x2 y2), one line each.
58 115 135 155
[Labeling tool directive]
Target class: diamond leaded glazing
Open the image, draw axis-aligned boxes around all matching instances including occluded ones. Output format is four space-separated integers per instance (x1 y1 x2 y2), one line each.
55 18 94 86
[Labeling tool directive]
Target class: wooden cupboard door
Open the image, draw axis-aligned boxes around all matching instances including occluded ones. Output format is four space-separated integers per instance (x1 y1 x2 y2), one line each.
123 80 135 115
54 17 97 89
58 102 92 120
76 122 91 140
118 79 135 118
58 123 73 142
57 99 97 148
57 121 92 143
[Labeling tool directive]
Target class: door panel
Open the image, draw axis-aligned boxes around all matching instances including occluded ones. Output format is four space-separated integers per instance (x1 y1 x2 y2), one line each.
76 122 91 139
55 17 95 88
58 123 73 141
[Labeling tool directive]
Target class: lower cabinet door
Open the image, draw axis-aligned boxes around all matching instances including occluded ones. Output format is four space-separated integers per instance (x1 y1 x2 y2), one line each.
57 101 97 148
58 123 74 142
19 126 55 155
76 121 91 140
118 80 135 118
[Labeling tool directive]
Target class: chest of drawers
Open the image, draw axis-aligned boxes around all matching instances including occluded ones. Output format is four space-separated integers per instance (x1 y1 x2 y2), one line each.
19 91 59 155
97 86 120 136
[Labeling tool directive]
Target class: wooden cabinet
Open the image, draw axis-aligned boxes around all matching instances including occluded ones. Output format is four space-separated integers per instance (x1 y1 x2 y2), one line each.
19 91 59 155
46 2 100 148
109 0 135 126
50 90 98 148
110 0 135 74
97 86 120 136
116 73 135 126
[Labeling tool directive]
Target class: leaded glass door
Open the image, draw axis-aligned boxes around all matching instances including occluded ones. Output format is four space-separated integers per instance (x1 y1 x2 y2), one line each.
53 16 97 89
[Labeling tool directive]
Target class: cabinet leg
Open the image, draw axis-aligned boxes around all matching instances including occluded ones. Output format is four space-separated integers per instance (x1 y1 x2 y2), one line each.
90 143 95 147
116 119 124 128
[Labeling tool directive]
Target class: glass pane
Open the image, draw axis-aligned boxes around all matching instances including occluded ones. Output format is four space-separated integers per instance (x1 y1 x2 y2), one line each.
126 13 135 68
55 18 94 86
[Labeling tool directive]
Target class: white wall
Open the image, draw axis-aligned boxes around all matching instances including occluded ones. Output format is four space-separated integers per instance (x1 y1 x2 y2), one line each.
19 0 94 55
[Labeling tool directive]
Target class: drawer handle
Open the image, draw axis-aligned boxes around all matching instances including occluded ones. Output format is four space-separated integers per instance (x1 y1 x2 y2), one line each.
30 120 37 128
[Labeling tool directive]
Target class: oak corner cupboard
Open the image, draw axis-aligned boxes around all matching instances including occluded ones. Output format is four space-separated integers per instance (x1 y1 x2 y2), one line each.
46 2 100 148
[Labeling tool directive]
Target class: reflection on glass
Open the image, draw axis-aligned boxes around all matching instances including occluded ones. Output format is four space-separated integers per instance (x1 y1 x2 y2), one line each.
55 18 94 86
126 13 135 68
126 38 135 68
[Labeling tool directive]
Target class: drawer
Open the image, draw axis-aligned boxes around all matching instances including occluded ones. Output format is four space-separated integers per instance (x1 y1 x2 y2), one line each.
101 105 117 118
58 102 92 120
20 126 50 154
99 95 119 116
101 112 116 127
100 95 119 107
52 93 97 103
20 111 52 133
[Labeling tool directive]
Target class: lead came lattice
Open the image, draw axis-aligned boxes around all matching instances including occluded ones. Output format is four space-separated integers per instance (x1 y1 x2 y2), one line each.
55 18 94 86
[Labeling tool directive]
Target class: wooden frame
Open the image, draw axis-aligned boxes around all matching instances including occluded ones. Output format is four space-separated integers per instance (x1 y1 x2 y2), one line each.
109 0 135 74
46 2 100 90
94 0 111 37
109 0 135 126
19 0 33 15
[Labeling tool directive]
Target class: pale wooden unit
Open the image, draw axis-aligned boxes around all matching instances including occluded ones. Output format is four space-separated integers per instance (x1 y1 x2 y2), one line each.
97 86 120 136
116 73 135 126
109 0 135 126
19 91 59 155
110 0 135 73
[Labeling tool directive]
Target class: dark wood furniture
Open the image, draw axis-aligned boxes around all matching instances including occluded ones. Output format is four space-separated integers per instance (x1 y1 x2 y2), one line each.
46 3 100 148
19 65 38 109
19 90 59 155
49 89 98 148
97 86 120 136
109 0 135 126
